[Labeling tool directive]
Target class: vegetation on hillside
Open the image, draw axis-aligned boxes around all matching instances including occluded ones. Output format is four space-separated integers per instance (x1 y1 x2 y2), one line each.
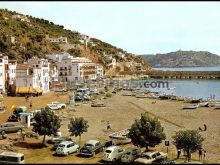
0 8 149 72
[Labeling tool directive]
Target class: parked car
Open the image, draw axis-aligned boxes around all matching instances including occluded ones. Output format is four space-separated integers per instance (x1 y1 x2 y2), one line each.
102 146 124 163
134 151 167 164
0 152 24 164
8 114 19 122
51 101 66 109
121 147 142 163
152 158 176 164
56 141 79 156
52 137 73 150
0 122 25 135
55 88 67 92
79 140 104 157
13 106 27 117
74 93 84 102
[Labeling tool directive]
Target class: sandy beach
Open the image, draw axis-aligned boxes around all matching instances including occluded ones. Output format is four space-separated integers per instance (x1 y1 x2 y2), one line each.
0 91 219 163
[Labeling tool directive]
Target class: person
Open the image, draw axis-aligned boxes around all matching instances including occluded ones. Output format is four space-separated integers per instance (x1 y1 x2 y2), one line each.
199 148 203 161
30 100 32 109
107 121 111 130
177 148 181 159
203 150 206 160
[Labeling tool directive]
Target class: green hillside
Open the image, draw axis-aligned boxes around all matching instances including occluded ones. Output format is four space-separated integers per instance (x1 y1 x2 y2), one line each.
0 8 148 72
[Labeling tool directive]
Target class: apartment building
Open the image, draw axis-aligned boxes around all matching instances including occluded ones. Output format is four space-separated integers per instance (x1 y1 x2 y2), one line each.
27 57 50 93
57 56 100 82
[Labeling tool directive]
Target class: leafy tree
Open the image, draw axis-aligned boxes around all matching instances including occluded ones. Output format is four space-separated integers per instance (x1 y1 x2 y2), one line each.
172 130 204 162
68 117 89 147
32 109 61 144
128 112 166 151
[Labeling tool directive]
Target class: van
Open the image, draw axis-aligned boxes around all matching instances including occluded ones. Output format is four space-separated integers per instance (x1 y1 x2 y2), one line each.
0 152 24 164
56 141 79 156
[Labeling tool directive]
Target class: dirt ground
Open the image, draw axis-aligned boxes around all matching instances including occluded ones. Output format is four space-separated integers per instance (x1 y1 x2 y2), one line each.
0 91 219 163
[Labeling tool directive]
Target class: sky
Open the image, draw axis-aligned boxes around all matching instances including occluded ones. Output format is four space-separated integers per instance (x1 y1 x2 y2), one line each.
1 1 220 55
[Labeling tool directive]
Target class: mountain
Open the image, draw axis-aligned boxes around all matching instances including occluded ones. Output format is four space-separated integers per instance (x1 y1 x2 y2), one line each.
0 8 148 75
140 50 220 67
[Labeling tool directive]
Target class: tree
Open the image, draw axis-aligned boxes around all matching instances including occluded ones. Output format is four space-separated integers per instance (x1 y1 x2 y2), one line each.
172 130 204 162
128 112 166 151
68 117 89 147
32 109 61 144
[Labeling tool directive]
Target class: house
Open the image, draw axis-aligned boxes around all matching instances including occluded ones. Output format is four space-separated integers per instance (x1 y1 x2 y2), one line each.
27 57 50 93
8 60 17 85
0 55 9 94
45 34 68 44
96 64 104 78
135 63 142 71
46 52 71 62
57 56 98 82
109 58 117 68
79 34 90 49
12 14 30 22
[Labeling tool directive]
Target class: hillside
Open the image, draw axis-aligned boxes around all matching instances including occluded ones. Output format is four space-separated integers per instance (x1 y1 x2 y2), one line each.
0 8 148 75
140 50 220 67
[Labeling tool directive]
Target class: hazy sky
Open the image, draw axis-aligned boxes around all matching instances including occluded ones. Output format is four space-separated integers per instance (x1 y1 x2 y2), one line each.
1 1 220 55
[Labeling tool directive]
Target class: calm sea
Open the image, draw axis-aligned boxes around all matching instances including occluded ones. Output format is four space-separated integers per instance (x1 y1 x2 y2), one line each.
145 66 220 100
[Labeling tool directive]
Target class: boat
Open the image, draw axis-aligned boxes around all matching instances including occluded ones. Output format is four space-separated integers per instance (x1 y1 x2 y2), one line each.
109 129 131 145
91 102 106 107
176 96 185 101
198 102 209 107
167 87 176 90
136 93 147 98
182 104 199 109
170 95 177 100
184 97 202 103
122 91 133 96
159 94 169 100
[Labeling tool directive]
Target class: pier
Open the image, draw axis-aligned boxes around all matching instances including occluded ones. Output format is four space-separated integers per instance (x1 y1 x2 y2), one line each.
120 70 220 80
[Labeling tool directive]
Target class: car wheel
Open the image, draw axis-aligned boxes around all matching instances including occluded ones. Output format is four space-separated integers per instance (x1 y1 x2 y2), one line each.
1 131 6 135
62 106 65 109
112 158 117 163
66 152 69 156
18 128 23 132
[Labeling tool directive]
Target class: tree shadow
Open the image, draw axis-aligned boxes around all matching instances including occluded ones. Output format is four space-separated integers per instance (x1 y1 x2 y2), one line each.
13 141 48 149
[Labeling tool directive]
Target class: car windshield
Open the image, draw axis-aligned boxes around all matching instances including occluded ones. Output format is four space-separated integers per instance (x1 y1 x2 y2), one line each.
140 154 151 159
58 144 65 147
85 144 93 147
105 150 112 153
124 151 131 155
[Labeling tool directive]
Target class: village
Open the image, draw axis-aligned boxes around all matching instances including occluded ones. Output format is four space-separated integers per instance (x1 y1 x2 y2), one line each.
0 8 219 165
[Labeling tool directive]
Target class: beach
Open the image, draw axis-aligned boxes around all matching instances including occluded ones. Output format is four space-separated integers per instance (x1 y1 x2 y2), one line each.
0 91 219 163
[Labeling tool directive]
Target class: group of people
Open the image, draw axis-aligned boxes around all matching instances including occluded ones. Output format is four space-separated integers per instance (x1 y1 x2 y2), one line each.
199 148 207 161
177 148 207 162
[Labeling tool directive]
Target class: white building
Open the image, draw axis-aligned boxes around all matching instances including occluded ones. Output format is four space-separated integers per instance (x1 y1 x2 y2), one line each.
16 65 36 88
12 14 30 22
45 34 68 44
96 64 104 78
109 58 117 68
57 56 98 82
46 52 71 62
0 55 8 94
27 57 50 93
8 60 17 85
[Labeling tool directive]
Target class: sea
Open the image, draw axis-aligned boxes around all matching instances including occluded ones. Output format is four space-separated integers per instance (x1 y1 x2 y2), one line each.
145 66 220 100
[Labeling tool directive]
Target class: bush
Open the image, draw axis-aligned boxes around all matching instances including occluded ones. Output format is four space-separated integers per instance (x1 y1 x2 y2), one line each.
105 92 112 97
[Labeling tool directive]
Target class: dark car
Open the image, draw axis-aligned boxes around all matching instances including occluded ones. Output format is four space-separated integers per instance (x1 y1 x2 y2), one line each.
121 147 142 163
79 140 104 157
13 106 27 118
52 137 73 150
8 114 19 122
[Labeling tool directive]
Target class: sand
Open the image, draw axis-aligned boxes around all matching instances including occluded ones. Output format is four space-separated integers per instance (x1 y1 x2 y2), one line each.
0 91 219 163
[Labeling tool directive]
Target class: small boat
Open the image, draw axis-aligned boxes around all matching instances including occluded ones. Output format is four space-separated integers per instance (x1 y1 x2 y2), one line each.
136 93 147 98
182 104 199 109
109 129 131 145
167 87 176 90
122 92 133 96
159 94 169 100
176 96 185 101
170 95 177 100
91 102 106 107
198 102 209 107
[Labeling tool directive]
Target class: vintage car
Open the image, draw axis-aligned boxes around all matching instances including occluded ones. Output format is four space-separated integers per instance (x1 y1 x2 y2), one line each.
0 122 25 135
79 140 104 157
134 151 167 164
102 146 124 162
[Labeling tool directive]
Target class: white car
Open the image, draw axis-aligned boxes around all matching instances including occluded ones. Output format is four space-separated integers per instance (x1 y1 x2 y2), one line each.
134 151 167 164
51 101 66 109
56 141 79 156
102 146 124 163
46 102 66 110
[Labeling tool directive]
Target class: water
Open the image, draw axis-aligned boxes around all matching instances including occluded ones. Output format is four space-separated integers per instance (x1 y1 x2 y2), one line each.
141 79 220 100
145 66 220 100
153 66 220 71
